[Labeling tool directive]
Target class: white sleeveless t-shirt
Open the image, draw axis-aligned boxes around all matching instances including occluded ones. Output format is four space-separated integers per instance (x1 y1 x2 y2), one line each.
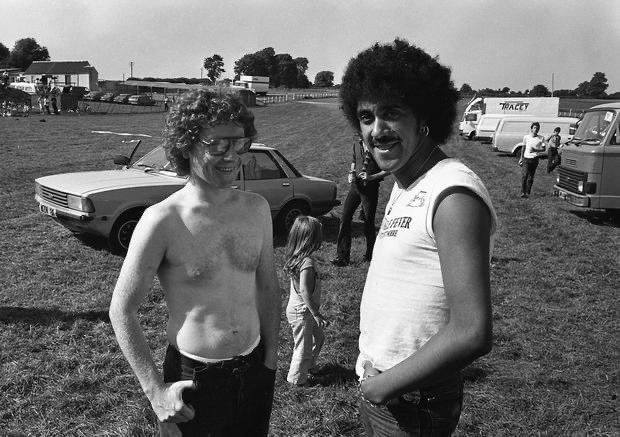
356 159 497 376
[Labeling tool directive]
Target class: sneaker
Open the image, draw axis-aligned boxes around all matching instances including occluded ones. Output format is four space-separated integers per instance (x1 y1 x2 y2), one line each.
331 258 349 267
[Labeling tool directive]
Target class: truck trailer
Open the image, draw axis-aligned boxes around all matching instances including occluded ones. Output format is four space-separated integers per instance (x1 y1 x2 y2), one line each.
459 96 560 140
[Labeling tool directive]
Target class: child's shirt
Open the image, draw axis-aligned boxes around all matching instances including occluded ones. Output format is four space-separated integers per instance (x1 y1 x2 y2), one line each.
287 257 322 311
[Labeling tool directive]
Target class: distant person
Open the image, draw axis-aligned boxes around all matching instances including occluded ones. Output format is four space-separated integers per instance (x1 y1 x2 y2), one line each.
341 38 497 436
1 71 9 88
51 95 59 114
43 96 51 115
164 96 170 111
519 122 546 198
109 89 280 436
546 126 562 173
331 137 389 266
283 215 328 386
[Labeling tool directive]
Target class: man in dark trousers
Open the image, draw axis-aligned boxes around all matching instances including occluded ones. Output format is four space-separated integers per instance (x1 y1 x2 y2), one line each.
332 137 389 266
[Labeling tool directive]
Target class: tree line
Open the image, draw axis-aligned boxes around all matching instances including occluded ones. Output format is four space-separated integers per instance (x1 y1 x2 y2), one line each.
459 72 618 99
2 37 615 96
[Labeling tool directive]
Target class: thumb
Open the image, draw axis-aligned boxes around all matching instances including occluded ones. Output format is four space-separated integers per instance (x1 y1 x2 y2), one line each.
169 380 195 401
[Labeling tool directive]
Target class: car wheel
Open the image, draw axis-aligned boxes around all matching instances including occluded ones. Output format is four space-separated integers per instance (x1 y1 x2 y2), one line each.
276 201 309 234
468 131 475 140
109 209 144 255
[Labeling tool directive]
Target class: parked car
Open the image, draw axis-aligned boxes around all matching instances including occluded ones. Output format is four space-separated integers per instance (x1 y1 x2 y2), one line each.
113 93 131 104
82 91 104 101
128 94 155 106
34 141 340 254
100 92 117 102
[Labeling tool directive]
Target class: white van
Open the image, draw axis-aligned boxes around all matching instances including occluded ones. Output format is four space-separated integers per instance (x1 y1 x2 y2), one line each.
492 116 579 156
475 114 520 143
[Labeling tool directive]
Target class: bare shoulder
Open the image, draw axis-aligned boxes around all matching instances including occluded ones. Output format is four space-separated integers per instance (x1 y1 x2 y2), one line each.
237 190 270 215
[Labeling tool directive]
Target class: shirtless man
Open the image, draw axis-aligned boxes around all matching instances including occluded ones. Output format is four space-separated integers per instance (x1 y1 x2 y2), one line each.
109 90 280 436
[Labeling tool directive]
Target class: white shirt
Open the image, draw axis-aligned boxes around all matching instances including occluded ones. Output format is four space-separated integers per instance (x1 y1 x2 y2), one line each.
356 159 497 376
522 134 546 158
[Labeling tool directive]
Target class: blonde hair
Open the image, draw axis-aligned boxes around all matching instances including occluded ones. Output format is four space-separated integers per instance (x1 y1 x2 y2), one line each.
283 216 323 278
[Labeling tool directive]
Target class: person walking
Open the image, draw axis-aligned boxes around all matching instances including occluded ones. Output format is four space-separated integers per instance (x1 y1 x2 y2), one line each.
519 122 547 198
332 137 389 266
283 215 328 386
340 38 497 436
546 127 562 173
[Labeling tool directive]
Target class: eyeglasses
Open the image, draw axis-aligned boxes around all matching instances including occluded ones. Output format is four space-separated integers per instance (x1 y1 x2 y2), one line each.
198 137 253 156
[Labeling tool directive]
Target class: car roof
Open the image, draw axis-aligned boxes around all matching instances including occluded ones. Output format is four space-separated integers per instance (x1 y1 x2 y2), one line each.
498 116 579 123
590 102 620 110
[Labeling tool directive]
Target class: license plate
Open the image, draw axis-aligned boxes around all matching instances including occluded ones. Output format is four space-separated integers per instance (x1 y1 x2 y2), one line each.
39 204 57 217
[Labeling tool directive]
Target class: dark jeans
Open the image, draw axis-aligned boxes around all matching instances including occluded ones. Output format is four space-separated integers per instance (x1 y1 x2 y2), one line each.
360 374 463 436
547 147 560 173
162 342 276 436
336 180 379 262
521 157 539 195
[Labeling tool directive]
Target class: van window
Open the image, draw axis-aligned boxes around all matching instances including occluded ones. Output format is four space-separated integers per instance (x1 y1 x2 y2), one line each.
465 113 477 122
501 121 531 134
574 110 614 144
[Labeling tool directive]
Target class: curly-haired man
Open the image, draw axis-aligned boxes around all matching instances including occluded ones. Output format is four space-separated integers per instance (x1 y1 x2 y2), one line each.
346 39 498 435
110 90 280 436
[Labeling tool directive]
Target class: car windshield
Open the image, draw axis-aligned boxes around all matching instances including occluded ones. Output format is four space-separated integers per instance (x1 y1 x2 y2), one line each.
132 146 175 172
572 110 616 145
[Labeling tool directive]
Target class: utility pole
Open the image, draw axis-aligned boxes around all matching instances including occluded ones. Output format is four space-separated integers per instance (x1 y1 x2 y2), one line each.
201 67 203 79
551 72 554 97
130 61 134 79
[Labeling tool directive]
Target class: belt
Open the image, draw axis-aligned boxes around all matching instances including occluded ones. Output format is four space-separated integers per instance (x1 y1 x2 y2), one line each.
175 342 263 378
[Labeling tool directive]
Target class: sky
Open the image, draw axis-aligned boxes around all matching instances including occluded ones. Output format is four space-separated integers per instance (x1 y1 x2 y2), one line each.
2 0 619 93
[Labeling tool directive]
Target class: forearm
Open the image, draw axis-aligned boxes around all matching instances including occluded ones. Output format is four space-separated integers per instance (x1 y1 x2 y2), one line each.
365 321 491 403
109 308 165 400
257 278 281 367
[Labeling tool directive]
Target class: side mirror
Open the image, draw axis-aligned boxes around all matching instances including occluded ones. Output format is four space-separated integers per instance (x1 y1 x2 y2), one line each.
113 155 130 166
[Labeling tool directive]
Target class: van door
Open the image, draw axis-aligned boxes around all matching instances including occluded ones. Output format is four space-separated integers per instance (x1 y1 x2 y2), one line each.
601 119 620 209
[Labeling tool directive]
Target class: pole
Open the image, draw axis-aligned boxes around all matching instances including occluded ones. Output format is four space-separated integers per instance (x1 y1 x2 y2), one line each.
130 62 134 79
551 73 554 97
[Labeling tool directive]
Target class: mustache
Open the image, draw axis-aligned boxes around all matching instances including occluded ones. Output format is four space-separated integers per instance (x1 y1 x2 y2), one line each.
368 135 401 147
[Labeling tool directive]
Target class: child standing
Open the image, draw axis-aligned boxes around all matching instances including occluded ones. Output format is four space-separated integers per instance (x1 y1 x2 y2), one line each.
283 215 328 386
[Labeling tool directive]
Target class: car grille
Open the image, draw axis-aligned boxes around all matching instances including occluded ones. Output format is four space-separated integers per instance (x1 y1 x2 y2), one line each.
38 185 69 207
557 167 587 192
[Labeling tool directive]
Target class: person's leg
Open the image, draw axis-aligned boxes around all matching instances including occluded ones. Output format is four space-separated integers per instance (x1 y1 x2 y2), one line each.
238 343 276 437
521 160 529 196
526 158 539 195
286 311 315 385
310 319 325 370
360 184 379 261
335 184 361 263
547 148 556 173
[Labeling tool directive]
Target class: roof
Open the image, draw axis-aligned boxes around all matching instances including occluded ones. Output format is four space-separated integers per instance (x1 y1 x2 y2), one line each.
24 61 97 75
591 102 620 110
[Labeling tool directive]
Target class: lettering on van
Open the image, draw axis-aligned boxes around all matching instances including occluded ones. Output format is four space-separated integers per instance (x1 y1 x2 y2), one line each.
500 101 530 111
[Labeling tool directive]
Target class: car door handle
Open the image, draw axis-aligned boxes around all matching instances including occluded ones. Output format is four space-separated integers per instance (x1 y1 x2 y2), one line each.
282 182 290 187
231 185 239 189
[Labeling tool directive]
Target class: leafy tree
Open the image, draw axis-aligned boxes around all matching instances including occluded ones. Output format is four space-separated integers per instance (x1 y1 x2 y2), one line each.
501 87 511 95
294 57 311 89
314 71 334 88
530 84 550 96
0 42 9 67
9 38 50 70
588 72 608 98
459 83 473 95
274 53 297 88
203 54 225 84
575 81 590 97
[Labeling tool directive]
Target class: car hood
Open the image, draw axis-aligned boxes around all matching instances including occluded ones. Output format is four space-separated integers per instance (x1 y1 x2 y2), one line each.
35 169 186 195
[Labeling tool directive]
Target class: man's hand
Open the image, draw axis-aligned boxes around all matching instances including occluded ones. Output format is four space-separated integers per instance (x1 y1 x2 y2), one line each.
360 360 383 404
150 381 196 423
348 170 355 184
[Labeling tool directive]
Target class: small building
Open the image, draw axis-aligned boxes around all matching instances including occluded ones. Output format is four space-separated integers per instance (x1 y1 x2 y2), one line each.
23 61 98 91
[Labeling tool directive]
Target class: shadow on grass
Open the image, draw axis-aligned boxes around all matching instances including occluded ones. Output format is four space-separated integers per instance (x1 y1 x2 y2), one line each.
462 366 489 383
310 363 357 387
0 306 109 325
569 209 620 228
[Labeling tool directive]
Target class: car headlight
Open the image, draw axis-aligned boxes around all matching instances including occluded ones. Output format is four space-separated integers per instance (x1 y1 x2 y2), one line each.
67 194 95 212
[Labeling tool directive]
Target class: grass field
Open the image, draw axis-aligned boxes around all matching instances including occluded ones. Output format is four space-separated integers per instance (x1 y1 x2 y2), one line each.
0 98 618 436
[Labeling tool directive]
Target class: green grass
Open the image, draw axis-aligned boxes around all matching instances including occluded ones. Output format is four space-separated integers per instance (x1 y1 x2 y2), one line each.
0 99 618 436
